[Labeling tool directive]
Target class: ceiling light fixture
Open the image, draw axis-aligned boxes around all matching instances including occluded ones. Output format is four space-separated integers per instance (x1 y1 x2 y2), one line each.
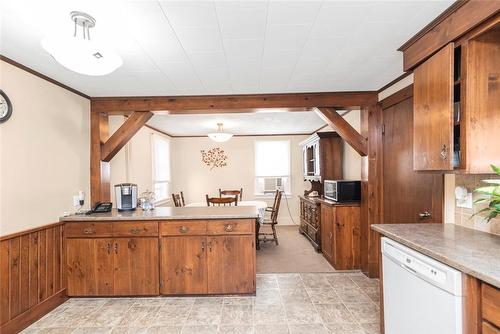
208 123 233 142
41 11 122 76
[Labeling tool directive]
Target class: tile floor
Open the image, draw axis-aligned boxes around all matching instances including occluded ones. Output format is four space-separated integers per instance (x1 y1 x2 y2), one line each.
22 272 380 334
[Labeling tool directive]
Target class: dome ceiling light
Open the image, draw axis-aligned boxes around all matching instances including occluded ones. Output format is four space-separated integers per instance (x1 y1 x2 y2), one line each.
41 11 122 76
208 123 233 142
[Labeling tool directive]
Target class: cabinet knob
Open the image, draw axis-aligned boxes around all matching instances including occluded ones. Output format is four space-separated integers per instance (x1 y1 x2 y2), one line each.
114 243 118 254
224 224 234 232
440 145 448 160
179 226 189 233
419 211 431 219
130 227 141 235
83 227 95 235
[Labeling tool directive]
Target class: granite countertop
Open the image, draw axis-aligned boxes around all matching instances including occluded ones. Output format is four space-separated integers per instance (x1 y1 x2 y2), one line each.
60 206 259 222
372 223 500 288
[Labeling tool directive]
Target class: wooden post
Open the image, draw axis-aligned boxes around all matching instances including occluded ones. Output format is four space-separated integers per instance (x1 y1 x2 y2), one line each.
90 111 110 206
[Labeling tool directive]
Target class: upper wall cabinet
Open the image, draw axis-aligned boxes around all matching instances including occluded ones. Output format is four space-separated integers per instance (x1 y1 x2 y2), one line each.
300 132 343 182
413 19 500 173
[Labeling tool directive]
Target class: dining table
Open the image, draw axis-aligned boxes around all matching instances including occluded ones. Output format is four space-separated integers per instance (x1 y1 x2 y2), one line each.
185 200 268 249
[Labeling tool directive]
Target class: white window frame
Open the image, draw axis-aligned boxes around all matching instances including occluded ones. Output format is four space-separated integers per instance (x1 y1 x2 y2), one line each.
254 140 292 197
151 134 171 203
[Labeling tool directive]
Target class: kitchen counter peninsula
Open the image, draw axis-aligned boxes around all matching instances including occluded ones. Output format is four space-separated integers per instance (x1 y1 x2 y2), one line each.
60 206 258 297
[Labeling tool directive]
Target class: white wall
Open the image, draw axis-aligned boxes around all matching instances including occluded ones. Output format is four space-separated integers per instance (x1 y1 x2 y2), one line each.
170 135 307 225
0 60 90 236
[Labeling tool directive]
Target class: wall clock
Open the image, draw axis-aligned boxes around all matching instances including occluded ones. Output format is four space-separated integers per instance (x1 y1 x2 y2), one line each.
0 90 13 123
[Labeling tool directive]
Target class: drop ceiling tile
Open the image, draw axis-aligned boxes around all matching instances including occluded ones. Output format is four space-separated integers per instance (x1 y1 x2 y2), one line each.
309 3 368 38
215 1 268 39
265 24 311 52
174 25 223 53
262 49 299 69
188 51 227 71
159 1 218 27
224 39 264 65
267 1 322 25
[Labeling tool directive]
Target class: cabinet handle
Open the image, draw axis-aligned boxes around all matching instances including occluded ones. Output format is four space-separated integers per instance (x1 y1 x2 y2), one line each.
201 241 205 252
224 224 234 232
329 232 333 239
179 226 189 234
440 144 448 160
114 243 118 254
107 243 112 254
208 241 212 252
130 227 141 235
83 227 95 235
419 211 431 219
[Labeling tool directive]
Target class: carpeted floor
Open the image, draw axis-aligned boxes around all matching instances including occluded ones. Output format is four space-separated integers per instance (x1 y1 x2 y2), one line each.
256 225 336 273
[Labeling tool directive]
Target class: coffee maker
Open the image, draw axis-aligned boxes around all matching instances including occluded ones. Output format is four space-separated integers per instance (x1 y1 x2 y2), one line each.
114 183 138 211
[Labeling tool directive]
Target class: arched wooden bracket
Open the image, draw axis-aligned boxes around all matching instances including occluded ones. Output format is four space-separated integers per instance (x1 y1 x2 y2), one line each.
315 107 368 156
100 111 153 162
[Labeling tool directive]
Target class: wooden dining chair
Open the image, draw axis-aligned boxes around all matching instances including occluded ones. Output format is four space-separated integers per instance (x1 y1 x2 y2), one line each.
219 188 243 201
206 195 238 206
259 190 282 245
171 191 185 207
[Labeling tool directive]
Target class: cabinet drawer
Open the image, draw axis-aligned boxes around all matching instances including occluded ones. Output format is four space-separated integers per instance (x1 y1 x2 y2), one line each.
112 221 158 237
65 222 113 237
207 219 254 235
483 321 500 334
160 221 207 236
483 283 500 328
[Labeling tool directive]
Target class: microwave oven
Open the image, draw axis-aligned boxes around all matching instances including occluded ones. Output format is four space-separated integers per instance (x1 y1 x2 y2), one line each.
324 180 361 202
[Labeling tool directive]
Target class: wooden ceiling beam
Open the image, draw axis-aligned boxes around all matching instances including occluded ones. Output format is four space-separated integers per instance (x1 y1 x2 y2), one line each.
100 111 153 162
90 91 377 114
315 107 368 156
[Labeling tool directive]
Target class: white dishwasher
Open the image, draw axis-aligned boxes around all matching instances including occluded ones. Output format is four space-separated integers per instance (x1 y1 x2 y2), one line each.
381 237 463 334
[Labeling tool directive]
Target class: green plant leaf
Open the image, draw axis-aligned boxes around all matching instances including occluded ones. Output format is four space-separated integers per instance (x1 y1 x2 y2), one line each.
471 207 491 218
486 211 498 222
473 198 491 204
491 164 500 175
474 186 496 195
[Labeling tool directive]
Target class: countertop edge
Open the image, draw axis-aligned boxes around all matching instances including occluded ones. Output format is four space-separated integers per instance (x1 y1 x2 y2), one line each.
372 224 500 289
60 214 259 222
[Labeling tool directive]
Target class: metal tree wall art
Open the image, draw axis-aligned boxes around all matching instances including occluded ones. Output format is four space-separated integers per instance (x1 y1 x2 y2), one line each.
201 147 228 170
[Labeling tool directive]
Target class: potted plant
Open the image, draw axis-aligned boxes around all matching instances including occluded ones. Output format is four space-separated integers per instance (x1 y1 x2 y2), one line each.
473 165 500 222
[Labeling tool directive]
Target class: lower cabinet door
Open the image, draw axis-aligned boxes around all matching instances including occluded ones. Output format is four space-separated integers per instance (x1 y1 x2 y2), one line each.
160 236 207 295
320 204 334 264
66 238 113 296
334 207 360 270
113 237 159 296
207 235 255 294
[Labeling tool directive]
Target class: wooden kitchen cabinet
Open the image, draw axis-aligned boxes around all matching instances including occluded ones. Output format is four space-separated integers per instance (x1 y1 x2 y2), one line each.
413 43 454 171
65 221 159 296
207 235 255 294
113 237 159 296
66 238 113 296
299 196 322 251
413 19 500 173
160 236 207 295
159 219 256 295
320 202 361 270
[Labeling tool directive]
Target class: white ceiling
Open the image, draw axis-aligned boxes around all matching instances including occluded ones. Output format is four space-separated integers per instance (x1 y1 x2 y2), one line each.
147 110 327 136
0 0 453 97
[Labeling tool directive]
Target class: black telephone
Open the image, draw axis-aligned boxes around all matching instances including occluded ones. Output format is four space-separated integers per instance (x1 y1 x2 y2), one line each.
86 202 112 215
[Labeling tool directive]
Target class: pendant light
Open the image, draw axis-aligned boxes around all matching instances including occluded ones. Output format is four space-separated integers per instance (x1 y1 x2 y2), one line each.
41 11 122 76
208 123 233 142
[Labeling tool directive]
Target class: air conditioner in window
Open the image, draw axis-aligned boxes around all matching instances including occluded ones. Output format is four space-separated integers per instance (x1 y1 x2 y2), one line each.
264 177 283 193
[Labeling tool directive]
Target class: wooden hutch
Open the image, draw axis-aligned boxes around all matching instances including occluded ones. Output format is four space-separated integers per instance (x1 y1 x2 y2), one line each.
299 132 343 251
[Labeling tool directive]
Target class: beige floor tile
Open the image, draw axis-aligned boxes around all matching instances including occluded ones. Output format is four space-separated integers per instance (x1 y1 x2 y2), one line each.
111 327 149 334
257 275 279 290
254 324 289 334
222 297 255 305
324 323 365 334
360 323 381 334
344 303 379 324
315 303 355 324
300 274 332 289
221 305 253 325
253 304 287 325
284 303 322 324
154 305 191 325
186 304 222 325
146 326 182 334
255 289 281 305
181 325 218 334
36 328 77 334
325 275 357 289
307 288 341 304
288 324 328 334
218 325 254 333
333 287 372 303
195 297 224 306
276 274 304 290
162 297 196 306
280 287 311 304
72 327 112 334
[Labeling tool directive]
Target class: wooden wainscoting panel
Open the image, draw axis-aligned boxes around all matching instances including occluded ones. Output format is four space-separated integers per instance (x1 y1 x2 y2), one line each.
0 223 66 334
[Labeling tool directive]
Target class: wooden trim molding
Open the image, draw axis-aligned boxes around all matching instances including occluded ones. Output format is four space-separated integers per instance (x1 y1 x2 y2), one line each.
315 107 368 156
380 84 414 110
0 223 66 334
399 0 500 71
377 72 413 94
90 91 377 114
0 55 90 100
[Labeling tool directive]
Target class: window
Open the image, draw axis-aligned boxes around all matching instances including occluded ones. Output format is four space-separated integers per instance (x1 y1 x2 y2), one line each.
152 134 170 202
255 140 291 195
